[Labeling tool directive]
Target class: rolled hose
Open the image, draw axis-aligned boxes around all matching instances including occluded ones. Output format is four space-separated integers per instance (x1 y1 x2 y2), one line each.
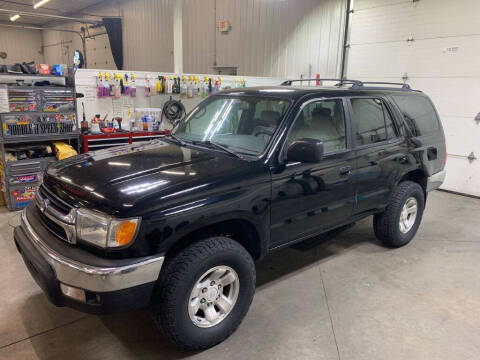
161 98 186 125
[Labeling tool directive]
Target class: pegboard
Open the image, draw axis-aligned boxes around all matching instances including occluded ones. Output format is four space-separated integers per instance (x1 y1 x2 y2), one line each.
75 69 285 131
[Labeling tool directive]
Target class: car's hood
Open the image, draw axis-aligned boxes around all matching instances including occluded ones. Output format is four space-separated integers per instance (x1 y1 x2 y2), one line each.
44 140 254 216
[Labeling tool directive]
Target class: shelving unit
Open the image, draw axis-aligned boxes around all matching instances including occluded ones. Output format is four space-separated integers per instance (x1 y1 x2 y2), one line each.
0 75 79 211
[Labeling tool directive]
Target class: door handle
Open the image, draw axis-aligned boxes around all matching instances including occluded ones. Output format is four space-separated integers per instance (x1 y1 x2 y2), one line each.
339 166 352 176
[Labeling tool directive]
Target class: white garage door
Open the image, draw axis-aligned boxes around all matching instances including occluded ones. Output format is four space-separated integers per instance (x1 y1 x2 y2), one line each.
346 0 480 196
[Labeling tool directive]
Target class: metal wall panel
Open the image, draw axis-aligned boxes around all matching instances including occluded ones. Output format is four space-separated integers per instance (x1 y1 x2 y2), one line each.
0 27 44 65
347 0 480 196
184 0 347 78
42 0 175 72
122 0 175 71
41 0 345 77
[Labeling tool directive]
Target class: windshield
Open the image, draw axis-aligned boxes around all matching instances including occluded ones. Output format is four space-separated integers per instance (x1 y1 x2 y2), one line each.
174 95 291 156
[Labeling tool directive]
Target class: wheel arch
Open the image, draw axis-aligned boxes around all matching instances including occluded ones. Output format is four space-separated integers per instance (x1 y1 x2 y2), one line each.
164 215 267 262
396 168 428 201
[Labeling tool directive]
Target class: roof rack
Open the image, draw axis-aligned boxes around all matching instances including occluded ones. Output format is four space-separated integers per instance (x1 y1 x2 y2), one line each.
281 78 362 87
281 78 412 91
355 81 411 90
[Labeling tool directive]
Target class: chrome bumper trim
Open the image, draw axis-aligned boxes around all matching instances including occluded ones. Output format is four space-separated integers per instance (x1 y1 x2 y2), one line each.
20 210 164 292
426 169 446 192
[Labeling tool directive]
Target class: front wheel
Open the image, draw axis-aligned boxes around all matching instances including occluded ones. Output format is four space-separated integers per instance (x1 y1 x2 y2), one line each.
152 237 256 350
374 181 425 247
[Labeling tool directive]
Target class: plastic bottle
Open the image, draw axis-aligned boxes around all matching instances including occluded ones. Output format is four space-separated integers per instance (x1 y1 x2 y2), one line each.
130 73 137 98
145 75 152 97
97 72 104 97
181 75 188 98
114 74 121 98
150 75 157 96
167 77 173 94
187 75 194 98
193 76 199 97
109 73 116 97
156 76 162 94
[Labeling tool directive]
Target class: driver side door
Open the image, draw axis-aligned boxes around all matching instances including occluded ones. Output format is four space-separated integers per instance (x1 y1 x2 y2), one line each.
269 98 356 249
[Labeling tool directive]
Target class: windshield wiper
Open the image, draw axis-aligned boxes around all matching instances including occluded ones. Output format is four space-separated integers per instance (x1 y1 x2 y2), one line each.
164 133 187 146
191 140 242 159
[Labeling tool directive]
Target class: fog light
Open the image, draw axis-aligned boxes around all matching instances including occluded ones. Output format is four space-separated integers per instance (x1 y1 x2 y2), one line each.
60 283 86 303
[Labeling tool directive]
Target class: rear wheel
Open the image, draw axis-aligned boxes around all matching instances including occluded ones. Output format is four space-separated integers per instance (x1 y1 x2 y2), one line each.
152 236 256 350
374 181 425 247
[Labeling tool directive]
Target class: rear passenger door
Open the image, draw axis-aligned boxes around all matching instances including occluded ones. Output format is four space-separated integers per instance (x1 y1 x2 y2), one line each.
348 97 407 214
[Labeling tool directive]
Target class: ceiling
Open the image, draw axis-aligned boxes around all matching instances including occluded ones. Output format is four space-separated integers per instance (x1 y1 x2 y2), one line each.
0 0 107 25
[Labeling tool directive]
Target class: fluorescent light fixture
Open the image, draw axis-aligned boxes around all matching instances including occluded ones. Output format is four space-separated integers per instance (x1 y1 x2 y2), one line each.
10 14 20 22
33 0 51 9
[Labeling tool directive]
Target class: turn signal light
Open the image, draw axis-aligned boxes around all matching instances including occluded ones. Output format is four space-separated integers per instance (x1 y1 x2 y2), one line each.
115 220 138 246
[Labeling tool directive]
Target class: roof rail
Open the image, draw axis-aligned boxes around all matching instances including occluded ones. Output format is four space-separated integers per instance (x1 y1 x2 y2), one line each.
281 78 412 91
281 78 363 87
354 81 411 90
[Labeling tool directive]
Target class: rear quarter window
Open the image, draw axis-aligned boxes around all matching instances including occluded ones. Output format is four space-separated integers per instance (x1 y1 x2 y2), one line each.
392 95 440 136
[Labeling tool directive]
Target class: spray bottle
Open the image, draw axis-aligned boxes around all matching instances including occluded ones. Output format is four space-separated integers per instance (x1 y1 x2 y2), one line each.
124 74 130 95
130 73 137 98
187 75 194 98
157 76 163 94
145 75 152 97
97 72 104 97
150 75 157 95
181 75 187 98
193 76 199 97
113 74 121 98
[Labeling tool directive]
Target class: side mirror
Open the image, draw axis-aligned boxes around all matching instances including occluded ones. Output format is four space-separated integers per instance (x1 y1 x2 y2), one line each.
286 138 324 163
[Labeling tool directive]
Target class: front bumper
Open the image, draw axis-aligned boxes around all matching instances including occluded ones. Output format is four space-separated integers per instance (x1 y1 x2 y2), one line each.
426 169 446 192
14 208 164 314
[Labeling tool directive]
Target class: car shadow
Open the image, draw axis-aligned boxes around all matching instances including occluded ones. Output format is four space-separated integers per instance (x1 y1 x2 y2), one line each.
19 220 382 360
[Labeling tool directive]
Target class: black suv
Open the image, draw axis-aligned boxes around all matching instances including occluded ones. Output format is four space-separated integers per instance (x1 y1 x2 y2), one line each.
14 80 446 350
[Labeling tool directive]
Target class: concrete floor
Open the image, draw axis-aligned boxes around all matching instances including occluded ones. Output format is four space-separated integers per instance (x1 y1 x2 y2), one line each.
1 190 480 360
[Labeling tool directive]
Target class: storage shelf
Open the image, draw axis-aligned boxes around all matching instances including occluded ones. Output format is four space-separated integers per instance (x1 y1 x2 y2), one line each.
1 133 79 144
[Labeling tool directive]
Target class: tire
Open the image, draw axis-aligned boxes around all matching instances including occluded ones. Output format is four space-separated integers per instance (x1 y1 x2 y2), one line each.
152 236 256 350
373 181 425 248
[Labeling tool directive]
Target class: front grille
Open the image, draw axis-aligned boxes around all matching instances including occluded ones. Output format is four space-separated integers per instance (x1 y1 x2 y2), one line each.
38 185 72 215
37 210 68 242
35 185 74 243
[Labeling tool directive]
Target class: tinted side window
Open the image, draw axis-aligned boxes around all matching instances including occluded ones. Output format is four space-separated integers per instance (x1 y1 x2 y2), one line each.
351 98 387 145
287 99 346 153
392 95 439 136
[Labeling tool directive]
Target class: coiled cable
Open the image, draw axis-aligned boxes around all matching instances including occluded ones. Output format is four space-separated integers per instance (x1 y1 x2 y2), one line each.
161 97 186 125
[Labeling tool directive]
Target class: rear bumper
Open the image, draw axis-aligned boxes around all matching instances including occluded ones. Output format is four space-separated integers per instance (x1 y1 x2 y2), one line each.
426 169 446 192
14 209 164 314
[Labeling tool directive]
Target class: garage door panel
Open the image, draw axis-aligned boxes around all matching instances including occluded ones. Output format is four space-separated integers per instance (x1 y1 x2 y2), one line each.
409 78 480 119
442 157 480 197
412 0 480 39
351 2 413 44
348 0 480 196
348 43 408 78
440 116 480 157
407 37 480 78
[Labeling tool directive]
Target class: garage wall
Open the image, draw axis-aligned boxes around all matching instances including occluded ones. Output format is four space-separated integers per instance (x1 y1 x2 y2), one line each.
0 27 44 65
43 0 174 71
346 0 480 196
183 0 347 78
44 0 346 78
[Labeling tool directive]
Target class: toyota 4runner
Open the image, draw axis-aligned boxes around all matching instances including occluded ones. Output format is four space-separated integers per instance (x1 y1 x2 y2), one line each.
14 79 446 350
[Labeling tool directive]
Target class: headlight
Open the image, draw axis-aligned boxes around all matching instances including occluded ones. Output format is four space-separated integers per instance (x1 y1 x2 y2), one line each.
76 208 140 248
